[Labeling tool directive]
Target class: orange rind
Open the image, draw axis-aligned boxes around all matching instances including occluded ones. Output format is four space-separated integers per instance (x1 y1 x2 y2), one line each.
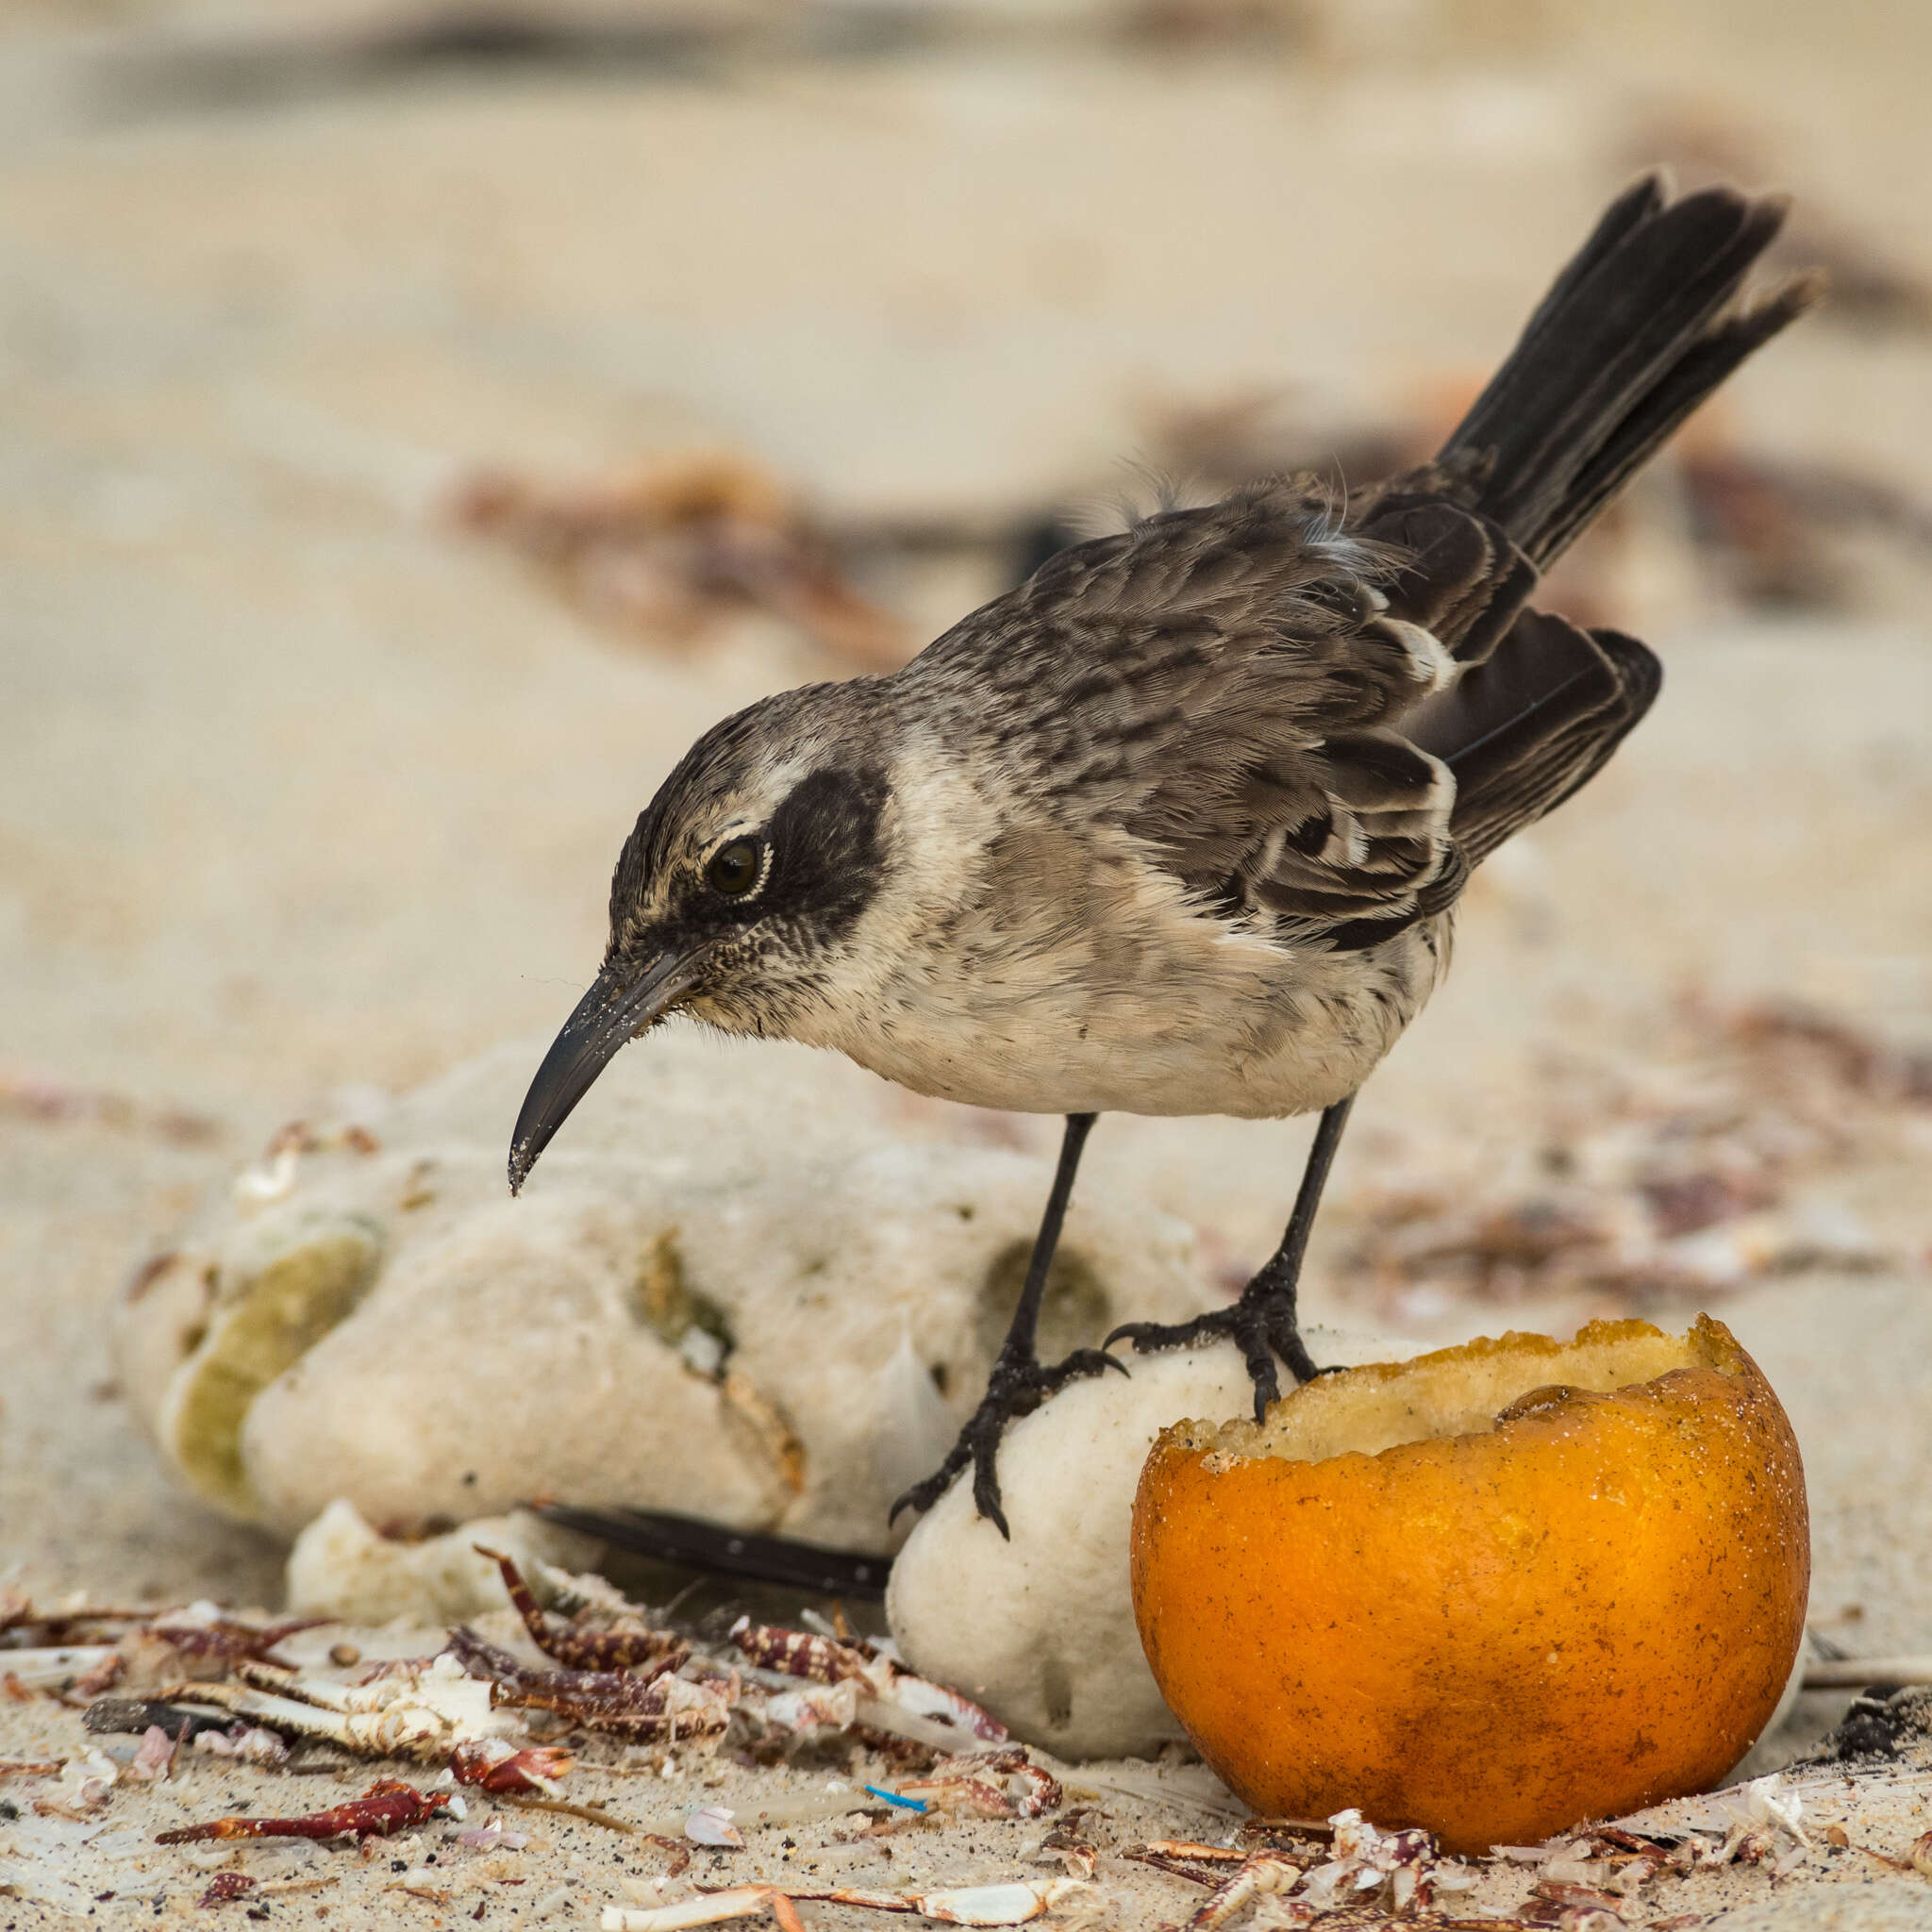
1130 1315 1807 1853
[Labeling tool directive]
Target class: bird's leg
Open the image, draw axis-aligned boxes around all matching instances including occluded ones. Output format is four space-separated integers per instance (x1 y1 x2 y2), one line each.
891 1112 1124 1538
1108 1094 1357 1422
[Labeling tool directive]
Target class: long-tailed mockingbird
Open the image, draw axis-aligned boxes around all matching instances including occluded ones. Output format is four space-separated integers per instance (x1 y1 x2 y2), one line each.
508 175 1818 1535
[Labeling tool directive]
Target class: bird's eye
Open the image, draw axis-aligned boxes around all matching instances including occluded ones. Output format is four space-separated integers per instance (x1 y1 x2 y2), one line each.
705 836 764 900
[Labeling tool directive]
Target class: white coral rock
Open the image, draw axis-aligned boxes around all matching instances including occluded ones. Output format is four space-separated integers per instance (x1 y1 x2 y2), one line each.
114 1027 1208 1550
886 1328 1402 1760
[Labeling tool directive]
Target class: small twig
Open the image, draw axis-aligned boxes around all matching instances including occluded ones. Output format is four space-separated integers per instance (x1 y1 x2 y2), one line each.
498 1791 642 1834
0 1759 62 1777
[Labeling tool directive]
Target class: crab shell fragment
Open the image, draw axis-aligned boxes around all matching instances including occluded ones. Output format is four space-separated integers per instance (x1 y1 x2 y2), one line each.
1130 1314 1809 1854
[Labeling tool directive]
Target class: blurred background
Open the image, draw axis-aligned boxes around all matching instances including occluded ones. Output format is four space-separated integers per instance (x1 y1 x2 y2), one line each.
2 0 1929 1640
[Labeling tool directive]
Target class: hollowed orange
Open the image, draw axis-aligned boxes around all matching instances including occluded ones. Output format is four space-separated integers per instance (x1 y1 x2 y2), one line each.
1130 1316 1807 1853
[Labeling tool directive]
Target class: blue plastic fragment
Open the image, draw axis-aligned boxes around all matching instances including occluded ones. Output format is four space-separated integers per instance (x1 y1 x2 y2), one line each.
864 1784 928 1812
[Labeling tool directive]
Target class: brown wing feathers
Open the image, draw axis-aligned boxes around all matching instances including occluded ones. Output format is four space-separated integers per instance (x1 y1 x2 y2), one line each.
1374 175 1818 881
942 176 1811 956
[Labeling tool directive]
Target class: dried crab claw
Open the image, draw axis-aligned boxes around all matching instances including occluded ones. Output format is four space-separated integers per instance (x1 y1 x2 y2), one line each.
1296 1808 1473 1916
0 1590 153 1641
158 1651 511 1759
1124 1841 1245 1887
142 1611 331 1667
1168 1850 1305 1932
729 1621 874 1686
450 1737 575 1794
897 1749 1062 1821
475 1545 684 1672
1158 1809 1477 1929
747 1676 862 1738
157 1777 445 1844
1033 1814 1099 1880
729 1618 1007 1743
445 1627 734 1742
1522 1877 1635 1926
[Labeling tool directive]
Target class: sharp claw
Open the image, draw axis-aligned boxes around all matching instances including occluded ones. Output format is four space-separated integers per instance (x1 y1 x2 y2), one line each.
971 1451 1011 1539
1099 1349 1131 1377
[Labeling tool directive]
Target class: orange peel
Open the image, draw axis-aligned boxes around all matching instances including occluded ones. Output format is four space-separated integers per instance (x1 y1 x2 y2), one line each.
1129 1315 1807 1853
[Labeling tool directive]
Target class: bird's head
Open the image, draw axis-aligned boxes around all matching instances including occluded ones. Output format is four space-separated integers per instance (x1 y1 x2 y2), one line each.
508 681 897 1193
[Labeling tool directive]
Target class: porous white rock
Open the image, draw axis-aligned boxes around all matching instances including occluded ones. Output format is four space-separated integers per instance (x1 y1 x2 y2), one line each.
886 1327 1402 1760
114 1027 1208 1550
284 1501 595 1624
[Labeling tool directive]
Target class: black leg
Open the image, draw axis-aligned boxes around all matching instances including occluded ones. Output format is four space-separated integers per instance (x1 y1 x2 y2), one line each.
891 1112 1124 1538
1108 1093 1357 1422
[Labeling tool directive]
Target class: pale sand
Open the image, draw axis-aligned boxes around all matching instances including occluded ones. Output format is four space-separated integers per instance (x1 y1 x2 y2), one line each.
3 3 1930 1925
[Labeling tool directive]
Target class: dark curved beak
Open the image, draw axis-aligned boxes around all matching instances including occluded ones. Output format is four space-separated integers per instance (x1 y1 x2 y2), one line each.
508 948 707 1195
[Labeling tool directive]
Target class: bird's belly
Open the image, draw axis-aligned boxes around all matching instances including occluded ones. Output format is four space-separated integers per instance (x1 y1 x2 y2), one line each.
833 921 1448 1122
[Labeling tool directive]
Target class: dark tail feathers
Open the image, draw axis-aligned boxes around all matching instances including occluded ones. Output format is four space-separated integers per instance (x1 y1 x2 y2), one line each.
1440 174 1823 569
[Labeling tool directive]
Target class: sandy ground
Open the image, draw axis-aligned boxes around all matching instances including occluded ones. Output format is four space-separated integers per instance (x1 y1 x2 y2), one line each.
4 2 1932 1926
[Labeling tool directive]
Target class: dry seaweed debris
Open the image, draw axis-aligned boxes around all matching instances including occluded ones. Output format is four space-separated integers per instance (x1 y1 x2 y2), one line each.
0 1068 221 1144
450 452 912 671
1328 993 1926 1314
8 1548 1038 1854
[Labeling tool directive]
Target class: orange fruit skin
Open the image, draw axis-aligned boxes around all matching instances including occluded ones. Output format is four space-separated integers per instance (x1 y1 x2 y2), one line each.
1130 1318 1807 1855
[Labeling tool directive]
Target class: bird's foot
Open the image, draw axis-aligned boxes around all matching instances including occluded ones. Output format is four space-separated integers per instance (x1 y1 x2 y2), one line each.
891 1342 1126 1539
1107 1296 1334 1424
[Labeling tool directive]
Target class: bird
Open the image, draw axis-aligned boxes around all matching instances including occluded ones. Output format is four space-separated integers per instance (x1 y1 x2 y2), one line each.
508 174 1820 1537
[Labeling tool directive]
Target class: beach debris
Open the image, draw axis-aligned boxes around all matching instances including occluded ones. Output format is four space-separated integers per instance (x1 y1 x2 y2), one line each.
0 1069 220 1144
89 1690 290 1755
126 1604 332 1676
730 1616 1008 1746
444 1626 734 1743
476 1544 687 1672
685 1804 744 1847
791 1879 1100 1924
456 1816 532 1853
1031 1811 1100 1880
285 1501 598 1623
197 1872 258 1907
29 1748 119 1821
153 1648 511 1759
156 1776 447 1843
1124 1840 1248 1886
0 1645 121 1690
451 452 910 671
896 1749 1063 1821
601 1884 792 1932
1131 1810 1479 1928
600 1877 1099 1932
0 1586 155 1640
1332 992 1920 1312
450 1737 575 1794
192 1723 291 1766
232 1120 381 1204
124 1723 180 1782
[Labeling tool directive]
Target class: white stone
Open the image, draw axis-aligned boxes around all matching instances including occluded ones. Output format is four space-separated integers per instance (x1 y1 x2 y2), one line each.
113 1026 1208 1550
886 1327 1402 1759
